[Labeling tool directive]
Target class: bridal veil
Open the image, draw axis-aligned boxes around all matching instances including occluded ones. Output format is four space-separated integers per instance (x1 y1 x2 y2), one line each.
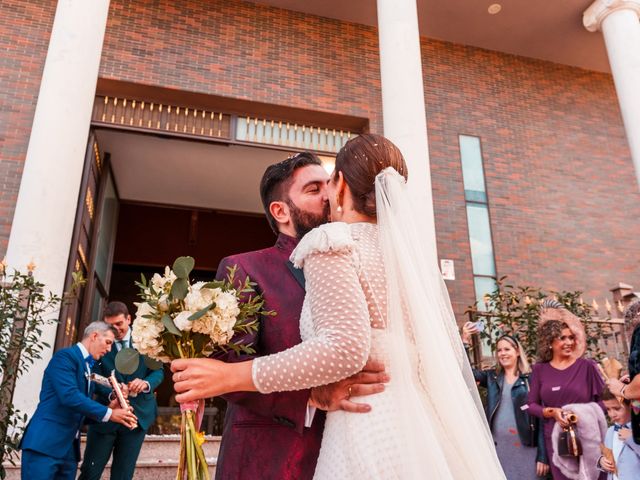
374 167 505 479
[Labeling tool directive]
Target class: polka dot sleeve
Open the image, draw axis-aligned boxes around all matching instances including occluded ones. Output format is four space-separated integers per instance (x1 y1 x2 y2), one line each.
252 248 371 393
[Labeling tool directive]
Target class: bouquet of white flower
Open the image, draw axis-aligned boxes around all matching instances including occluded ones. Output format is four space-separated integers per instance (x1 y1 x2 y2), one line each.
115 256 268 480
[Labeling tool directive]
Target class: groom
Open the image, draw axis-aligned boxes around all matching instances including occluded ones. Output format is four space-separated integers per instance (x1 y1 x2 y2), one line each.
214 152 387 479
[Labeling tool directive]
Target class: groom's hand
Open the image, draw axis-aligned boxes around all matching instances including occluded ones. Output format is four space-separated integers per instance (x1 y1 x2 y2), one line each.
309 360 389 413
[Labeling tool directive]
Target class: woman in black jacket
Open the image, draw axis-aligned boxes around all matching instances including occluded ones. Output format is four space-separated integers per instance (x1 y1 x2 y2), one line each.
462 327 549 479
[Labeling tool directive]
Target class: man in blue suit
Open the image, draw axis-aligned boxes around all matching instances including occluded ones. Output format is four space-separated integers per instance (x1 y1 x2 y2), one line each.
20 321 138 480
79 301 165 480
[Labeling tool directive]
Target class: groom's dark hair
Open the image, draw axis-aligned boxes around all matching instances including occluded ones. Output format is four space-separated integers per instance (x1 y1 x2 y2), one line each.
260 152 322 234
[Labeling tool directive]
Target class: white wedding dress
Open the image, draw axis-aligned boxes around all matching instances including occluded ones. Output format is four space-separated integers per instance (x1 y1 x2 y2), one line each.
252 170 506 479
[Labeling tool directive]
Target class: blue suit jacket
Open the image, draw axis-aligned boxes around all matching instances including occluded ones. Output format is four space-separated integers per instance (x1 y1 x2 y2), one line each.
603 425 640 479
20 345 108 460
90 339 164 431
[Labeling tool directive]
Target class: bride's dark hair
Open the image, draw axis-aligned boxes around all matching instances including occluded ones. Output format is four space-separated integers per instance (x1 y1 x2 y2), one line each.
334 134 408 217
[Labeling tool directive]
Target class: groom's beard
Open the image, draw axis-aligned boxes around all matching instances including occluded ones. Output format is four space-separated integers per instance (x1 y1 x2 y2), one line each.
288 200 330 239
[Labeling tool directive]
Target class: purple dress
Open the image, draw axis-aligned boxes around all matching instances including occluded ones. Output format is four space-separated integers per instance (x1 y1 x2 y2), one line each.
527 358 605 480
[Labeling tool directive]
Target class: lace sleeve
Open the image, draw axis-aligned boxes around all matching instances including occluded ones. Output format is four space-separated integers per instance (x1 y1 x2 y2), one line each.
252 247 371 393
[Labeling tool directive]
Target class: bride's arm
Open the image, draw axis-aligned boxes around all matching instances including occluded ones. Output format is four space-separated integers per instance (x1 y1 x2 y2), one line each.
172 248 371 402
252 249 371 393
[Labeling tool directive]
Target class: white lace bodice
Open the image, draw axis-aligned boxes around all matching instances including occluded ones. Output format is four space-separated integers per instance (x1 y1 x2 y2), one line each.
252 222 387 393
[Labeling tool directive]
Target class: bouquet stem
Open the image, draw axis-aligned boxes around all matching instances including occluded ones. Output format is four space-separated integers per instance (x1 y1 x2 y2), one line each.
178 400 209 480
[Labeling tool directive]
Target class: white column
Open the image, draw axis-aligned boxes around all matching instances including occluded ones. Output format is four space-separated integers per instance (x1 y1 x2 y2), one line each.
376 0 437 250
584 0 640 188
5 0 111 416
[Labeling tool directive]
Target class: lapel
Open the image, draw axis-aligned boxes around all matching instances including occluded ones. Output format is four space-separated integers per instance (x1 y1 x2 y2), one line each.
286 260 306 290
606 427 615 451
72 344 90 396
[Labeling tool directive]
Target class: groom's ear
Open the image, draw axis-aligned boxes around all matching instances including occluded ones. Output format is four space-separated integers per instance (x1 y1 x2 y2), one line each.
269 200 291 229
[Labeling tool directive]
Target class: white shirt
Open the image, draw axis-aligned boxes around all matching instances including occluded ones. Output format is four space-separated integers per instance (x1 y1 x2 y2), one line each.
77 342 112 422
114 329 131 351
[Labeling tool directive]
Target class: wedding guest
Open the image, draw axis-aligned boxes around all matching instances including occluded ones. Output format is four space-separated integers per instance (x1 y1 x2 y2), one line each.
597 387 640 479
79 301 164 480
20 321 137 480
527 319 606 480
607 300 640 443
539 299 587 359
462 326 548 479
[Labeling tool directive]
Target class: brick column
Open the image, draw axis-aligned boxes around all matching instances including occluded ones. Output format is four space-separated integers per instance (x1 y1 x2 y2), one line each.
584 0 640 189
6 0 111 416
376 0 437 251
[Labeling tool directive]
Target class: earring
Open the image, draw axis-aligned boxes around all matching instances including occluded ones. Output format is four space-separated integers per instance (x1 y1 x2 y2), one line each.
337 205 343 213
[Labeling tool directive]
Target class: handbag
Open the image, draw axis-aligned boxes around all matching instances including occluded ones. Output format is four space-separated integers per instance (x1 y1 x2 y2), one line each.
557 415 582 457
523 376 537 446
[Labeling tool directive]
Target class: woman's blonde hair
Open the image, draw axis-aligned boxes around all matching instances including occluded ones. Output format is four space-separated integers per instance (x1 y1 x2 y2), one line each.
495 334 531 375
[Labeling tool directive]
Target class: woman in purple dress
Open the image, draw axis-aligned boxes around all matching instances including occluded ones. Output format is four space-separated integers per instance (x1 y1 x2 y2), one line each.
527 319 605 480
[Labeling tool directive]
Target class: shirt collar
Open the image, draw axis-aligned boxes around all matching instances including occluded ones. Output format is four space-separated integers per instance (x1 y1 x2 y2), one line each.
77 342 90 359
121 328 131 344
275 233 299 254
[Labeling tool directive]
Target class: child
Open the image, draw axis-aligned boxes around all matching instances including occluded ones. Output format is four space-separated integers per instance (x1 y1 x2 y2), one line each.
598 387 640 479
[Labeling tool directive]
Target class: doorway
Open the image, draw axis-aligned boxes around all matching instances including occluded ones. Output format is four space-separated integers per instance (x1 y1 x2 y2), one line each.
58 128 302 433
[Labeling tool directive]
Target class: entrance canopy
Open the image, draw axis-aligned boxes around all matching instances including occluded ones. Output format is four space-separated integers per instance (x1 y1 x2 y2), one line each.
248 0 610 72
97 129 329 213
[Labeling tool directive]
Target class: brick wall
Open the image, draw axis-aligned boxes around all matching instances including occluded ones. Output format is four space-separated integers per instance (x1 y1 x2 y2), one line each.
2 0 639 320
422 39 640 315
0 0 56 256
98 0 383 130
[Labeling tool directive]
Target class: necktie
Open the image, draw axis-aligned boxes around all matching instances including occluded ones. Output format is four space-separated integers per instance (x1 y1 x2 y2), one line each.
614 423 631 431
85 354 95 369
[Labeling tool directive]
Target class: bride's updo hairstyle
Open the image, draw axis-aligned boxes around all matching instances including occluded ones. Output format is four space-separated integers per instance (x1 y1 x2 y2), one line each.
334 134 408 217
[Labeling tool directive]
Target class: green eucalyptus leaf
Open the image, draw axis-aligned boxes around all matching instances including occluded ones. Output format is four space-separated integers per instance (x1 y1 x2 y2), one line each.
143 355 164 370
170 278 189 300
115 347 140 375
187 303 215 321
172 256 195 279
162 313 181 335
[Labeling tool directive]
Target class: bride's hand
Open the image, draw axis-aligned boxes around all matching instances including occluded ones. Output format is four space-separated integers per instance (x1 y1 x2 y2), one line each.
171 358 255 403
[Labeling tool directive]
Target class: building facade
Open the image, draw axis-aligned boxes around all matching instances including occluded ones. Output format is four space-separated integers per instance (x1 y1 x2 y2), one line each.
2 0 640 417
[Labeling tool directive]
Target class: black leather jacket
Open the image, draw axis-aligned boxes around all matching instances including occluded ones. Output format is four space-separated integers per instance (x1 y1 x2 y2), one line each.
473 368 548 464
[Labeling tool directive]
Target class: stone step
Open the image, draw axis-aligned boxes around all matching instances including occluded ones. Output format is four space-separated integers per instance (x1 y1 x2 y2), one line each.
3 435 221 479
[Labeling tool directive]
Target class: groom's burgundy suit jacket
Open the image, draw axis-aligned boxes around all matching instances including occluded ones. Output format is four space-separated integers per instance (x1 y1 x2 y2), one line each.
214 233 325 480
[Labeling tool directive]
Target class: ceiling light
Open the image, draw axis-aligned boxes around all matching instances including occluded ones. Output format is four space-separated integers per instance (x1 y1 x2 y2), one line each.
488 4 502 14
319 156 335 175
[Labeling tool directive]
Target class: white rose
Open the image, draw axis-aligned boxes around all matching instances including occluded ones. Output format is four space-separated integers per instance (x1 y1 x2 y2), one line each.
132 315 165 358
214 291 240 321
134 301 157 320
185 284 220 312
173 311 193 332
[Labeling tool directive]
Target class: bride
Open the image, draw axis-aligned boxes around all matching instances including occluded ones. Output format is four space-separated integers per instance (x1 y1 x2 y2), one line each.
172 134 506 479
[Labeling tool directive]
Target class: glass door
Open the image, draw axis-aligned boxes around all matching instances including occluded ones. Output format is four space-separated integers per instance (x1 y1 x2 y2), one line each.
56 132 120 348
